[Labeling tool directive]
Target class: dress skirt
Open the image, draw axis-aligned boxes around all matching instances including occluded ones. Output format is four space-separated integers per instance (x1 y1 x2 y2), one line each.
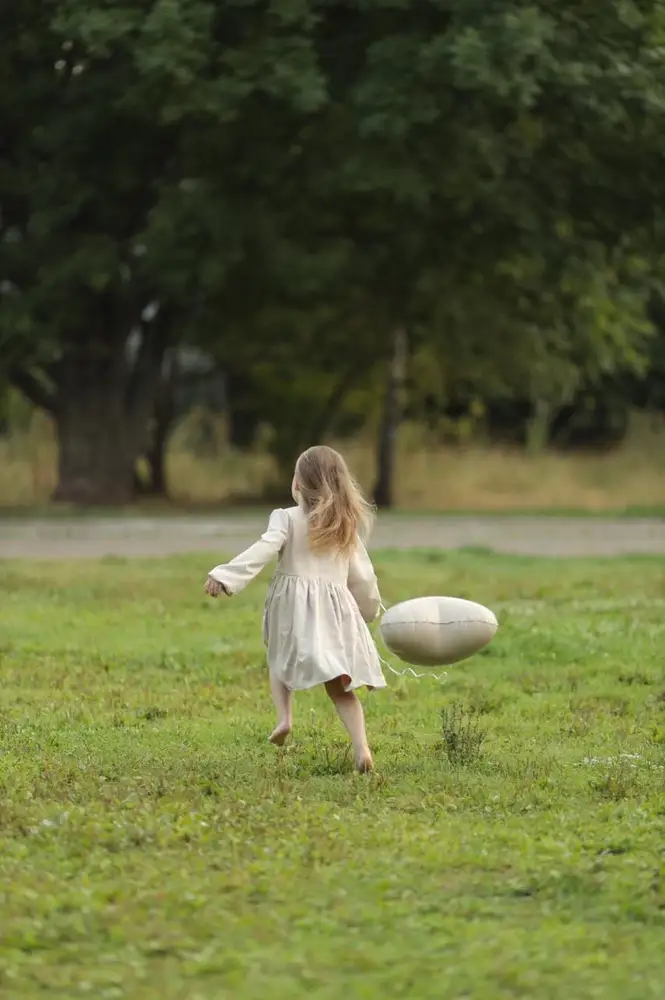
263 573 387 692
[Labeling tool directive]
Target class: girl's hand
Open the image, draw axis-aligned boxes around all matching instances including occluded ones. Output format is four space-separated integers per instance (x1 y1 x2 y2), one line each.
205 576 228 598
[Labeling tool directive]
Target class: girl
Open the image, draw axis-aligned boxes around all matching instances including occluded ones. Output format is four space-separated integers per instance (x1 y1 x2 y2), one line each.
205 445 386 772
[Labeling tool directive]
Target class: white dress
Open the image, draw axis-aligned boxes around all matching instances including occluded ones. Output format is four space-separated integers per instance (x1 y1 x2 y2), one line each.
208 506 387 692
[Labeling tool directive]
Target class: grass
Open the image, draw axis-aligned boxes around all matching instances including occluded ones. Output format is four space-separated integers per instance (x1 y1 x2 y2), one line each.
2 550 665 999
2 410 665 512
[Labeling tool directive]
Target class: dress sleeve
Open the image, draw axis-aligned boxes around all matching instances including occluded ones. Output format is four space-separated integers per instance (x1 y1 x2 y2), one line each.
347 537 381 623
208 508 290 596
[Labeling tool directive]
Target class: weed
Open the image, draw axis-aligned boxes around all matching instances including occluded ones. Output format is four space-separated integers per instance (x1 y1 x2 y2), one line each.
440 702 486 766
590 760 640 801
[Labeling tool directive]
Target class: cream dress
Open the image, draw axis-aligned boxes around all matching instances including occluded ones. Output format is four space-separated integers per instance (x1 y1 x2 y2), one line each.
208 506 387 692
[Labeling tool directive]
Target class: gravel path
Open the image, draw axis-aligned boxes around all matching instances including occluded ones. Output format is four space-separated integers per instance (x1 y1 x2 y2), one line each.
1 513 664 559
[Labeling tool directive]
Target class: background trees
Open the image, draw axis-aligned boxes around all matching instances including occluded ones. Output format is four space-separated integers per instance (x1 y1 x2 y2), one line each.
2 0 665 505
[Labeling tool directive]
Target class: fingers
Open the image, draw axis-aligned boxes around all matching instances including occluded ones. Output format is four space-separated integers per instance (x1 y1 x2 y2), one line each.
205 577 227 597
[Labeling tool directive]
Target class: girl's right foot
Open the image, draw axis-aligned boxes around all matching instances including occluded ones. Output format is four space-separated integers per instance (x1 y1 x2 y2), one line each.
269 723 291 746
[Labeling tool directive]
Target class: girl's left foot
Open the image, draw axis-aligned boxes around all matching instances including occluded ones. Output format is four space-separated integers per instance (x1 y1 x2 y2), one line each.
269 723 291 746
355 748 374 773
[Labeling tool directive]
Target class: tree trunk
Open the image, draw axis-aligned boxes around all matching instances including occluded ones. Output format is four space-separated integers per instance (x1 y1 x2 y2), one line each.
142 354 178 496
54 400 143 505
51 335 165 505
373 327 407 508
145 422 168 495
225 371 263 450
525 398 552 455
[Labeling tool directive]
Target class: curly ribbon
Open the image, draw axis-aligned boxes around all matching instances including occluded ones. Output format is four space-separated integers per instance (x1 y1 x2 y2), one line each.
376 604 447 683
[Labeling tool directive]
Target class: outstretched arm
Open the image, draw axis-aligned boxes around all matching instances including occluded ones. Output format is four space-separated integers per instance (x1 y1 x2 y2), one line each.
207 509 290 596
347 538 381 623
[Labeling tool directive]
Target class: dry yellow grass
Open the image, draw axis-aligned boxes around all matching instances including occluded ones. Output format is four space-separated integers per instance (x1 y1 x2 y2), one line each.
1 411 664 511
344 419 665 511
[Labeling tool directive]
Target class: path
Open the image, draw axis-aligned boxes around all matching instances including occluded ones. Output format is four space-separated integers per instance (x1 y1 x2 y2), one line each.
1 513 664 559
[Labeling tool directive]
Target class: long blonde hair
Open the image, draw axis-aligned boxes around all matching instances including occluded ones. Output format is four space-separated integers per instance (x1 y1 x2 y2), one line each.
294 446 374 556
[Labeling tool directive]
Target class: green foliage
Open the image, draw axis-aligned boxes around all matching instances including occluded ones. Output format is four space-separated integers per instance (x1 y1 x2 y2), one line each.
0 0 333 499
2 549 665 996
3 0 665 498
211 0 665 465
1 0 326 354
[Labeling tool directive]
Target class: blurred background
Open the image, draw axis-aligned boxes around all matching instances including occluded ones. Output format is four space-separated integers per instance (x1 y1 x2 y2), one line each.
2 0 665 513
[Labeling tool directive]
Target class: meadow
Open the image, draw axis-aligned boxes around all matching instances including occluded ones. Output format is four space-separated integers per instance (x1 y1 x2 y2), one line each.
2 549 665 999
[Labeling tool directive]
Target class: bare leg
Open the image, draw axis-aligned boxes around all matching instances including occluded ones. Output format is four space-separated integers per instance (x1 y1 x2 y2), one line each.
325 677 373 772
268 672 292 745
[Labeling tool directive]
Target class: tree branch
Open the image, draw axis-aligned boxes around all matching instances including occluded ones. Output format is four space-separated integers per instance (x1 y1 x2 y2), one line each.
310 362 369 443
9 366 57 414
125 307 174 420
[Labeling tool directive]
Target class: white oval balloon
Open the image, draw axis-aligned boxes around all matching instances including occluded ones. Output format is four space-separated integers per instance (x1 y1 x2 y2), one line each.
380 596 498 667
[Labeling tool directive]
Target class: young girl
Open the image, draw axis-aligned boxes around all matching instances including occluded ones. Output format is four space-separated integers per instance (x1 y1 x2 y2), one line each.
205 445 386 772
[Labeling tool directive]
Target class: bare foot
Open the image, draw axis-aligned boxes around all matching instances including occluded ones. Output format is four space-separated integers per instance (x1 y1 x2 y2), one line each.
269 723 291 746
355 748 374 773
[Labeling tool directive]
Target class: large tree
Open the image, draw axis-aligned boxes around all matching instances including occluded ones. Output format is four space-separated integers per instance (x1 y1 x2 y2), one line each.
0 0 325 503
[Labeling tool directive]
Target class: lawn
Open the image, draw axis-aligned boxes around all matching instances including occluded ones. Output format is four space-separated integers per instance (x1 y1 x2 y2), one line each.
1 550 665 999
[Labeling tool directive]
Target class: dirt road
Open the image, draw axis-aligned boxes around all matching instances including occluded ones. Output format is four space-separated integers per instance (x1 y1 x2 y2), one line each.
1 513 664 559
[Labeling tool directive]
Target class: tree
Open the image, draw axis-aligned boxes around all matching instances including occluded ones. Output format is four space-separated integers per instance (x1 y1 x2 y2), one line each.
1 0 326 503
373 328 407 507
152 0 664 508
260 0 665 501
133 351 178 498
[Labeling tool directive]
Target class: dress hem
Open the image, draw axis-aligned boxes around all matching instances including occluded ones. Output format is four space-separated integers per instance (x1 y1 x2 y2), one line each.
267 664 387 693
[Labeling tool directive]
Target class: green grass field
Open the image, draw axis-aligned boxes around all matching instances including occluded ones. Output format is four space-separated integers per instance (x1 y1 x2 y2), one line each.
2 551 665 999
